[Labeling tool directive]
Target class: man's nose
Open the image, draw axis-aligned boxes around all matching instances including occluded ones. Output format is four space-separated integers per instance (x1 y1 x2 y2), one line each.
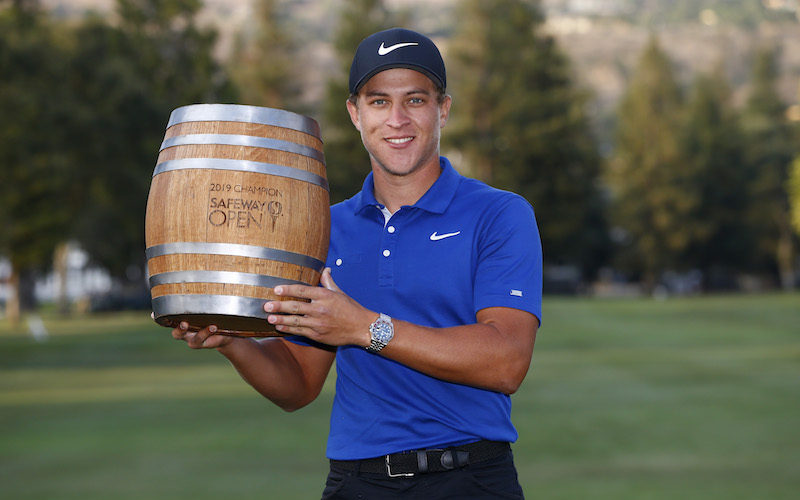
386 103 411 128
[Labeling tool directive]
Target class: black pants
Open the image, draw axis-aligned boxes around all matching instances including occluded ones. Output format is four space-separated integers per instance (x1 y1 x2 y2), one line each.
321 450 524 499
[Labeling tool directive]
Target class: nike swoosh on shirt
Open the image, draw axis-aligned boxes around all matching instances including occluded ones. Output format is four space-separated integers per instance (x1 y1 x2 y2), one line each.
430 231 461 241
378 42 419 56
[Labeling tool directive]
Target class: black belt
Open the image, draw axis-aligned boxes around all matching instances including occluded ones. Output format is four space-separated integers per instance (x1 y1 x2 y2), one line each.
330 440 510 477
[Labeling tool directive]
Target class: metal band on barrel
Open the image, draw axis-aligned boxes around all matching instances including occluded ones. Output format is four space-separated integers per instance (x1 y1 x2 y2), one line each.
152 294 271 321
145 242 325 272
152 158 328 190
159 134 325 163
167 104 321 138
149 270 307 289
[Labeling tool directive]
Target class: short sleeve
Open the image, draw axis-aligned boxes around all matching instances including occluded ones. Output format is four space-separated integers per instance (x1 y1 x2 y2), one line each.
473 195 542 325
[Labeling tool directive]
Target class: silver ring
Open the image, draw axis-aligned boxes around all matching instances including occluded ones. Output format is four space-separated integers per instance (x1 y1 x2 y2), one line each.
145 242 325 272
152 294 270 320
152 158 328 190
159 134 325 163
167 104 321 138
148 270 308 289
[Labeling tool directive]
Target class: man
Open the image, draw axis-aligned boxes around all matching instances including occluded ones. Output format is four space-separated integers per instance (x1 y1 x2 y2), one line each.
173 27 542 499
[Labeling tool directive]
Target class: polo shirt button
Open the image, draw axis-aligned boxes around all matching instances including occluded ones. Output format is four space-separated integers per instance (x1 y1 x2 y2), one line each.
335 258 342 266
382 250 391 257
387 226 396 233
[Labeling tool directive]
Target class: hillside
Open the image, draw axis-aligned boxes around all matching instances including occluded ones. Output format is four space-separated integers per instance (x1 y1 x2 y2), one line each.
39 0 800 124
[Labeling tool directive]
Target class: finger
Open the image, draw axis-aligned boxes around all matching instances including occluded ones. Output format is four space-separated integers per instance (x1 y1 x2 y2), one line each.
193 324 218 345
267 311 304 327
171 321 190 340
265 299 311 316
187 325 217 349
184 331 198 345
272 322 316 337
320 268 341 292
267 308 324 336
273 283 322 300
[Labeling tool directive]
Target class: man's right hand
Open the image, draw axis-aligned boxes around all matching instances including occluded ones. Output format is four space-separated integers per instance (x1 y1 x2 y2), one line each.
171 321 237 349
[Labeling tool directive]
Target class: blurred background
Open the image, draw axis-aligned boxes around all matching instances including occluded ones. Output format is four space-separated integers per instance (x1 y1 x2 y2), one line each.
2 0 800 311
1 1 798 499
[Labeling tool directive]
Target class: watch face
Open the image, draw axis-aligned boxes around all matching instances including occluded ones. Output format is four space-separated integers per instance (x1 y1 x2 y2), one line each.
371 321 393 342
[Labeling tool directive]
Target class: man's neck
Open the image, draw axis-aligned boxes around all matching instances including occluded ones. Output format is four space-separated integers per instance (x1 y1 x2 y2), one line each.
372 158 441 213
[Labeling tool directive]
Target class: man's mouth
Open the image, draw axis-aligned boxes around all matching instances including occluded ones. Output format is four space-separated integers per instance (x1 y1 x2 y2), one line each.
386 137 413 145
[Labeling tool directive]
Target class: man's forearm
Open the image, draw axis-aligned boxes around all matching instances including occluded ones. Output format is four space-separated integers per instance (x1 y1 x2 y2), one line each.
379 309 537 395
217 337 332 412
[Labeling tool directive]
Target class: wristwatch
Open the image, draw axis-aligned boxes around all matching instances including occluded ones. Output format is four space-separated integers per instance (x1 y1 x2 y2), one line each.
366 313 394 353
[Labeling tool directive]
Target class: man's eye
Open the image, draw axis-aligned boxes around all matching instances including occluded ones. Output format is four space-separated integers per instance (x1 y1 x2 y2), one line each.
371 99 387 106
409 97 424 104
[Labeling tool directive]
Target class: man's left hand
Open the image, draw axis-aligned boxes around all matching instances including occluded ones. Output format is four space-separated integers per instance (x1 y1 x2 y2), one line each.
265 267 372 347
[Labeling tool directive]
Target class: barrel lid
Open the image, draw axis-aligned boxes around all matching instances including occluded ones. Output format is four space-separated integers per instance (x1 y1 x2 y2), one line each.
167 104 322 139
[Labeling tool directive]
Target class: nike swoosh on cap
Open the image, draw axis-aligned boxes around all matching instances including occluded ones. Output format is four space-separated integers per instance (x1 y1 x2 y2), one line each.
430 231 461 241
378 42 419 56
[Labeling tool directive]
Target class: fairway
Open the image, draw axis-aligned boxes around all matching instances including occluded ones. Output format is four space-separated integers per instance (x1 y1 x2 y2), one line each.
1 293 798 499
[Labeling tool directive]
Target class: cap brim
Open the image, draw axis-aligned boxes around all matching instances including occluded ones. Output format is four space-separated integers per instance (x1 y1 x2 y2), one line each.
352 64 445 94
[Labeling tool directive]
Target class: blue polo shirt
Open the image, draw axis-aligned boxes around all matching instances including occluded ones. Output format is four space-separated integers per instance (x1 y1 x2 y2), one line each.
294 156 542 460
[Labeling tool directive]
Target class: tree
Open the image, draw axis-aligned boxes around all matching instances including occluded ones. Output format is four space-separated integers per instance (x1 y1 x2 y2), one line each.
0 2 74 321
679 66 750 288
610 36 687 287
68 0 236 280
446 0 608 279
320 0 396 204
228 0 301 110
741 45 797 289
789 158 800 239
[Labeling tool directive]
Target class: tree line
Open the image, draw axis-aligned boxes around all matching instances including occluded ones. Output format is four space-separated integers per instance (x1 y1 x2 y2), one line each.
613 37 798 291
1 0 799 321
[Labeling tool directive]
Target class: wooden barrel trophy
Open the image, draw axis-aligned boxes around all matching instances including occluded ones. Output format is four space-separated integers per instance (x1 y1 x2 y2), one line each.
145 104 330 336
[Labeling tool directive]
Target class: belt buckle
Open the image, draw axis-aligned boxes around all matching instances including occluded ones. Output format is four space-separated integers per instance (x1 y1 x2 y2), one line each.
385 454 414 478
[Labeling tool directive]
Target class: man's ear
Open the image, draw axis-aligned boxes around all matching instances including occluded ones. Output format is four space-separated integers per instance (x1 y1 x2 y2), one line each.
439 94 452 128
346 98 361 131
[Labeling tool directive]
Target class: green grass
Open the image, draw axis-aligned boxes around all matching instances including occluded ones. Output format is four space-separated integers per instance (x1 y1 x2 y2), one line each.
1 294 799 499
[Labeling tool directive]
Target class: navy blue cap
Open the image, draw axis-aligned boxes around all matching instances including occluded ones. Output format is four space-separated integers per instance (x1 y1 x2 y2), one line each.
349 28 446 94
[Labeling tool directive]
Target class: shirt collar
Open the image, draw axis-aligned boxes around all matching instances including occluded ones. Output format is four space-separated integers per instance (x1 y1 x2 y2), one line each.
353 156 461 215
